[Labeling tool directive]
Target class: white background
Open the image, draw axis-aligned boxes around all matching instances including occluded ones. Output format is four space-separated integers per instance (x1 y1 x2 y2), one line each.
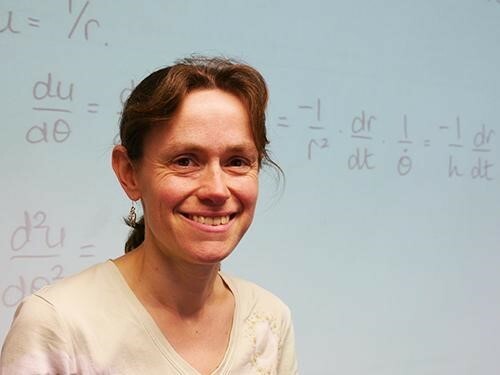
1 1 499 373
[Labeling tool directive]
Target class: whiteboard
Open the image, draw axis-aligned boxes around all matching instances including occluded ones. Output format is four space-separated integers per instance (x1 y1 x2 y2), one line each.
1 1 499 373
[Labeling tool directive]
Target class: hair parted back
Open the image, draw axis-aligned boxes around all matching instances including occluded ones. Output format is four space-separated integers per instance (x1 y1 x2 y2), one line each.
118 55 281 253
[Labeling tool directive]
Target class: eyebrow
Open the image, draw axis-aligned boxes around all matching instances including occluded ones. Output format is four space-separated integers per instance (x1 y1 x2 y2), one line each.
160 141 259 158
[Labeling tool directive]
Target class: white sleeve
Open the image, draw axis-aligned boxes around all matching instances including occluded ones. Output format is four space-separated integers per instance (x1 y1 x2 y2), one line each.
277 307 299 375
0 295 75 375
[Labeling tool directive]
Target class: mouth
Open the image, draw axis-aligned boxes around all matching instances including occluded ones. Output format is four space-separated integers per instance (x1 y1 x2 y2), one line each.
184 214 236 226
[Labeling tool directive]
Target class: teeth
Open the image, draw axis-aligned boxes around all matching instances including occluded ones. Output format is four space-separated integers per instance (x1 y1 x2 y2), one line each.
191 215 230 226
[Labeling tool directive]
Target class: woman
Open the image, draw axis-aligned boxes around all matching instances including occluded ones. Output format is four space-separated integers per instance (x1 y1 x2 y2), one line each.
0 57 298 374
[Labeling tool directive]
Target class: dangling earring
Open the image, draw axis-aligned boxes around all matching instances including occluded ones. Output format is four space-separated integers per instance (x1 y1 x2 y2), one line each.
128 201 137 228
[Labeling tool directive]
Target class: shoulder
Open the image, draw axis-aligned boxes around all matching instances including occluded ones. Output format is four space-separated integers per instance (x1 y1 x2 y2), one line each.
0 290 74 373
32 260 117 308
0 261 128 373
6 260 124 339
221 272 293 323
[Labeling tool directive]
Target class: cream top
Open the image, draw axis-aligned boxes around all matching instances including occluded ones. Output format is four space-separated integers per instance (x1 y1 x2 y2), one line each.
1 261 298 374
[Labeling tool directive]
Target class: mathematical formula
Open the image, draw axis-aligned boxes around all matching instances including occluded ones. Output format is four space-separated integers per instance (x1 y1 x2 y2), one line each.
277 99 497 181
26 72 135 144
1 0 106 45
2 210 96 308
9 67 497 185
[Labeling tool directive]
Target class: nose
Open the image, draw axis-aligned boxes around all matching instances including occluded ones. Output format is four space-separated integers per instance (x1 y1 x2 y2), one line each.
196 164 231 205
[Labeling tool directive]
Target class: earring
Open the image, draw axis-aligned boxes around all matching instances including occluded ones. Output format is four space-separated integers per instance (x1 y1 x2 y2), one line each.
128 201 137 228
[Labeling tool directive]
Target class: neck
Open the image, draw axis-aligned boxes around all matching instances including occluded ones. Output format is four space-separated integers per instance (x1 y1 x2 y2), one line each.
114 244 225 316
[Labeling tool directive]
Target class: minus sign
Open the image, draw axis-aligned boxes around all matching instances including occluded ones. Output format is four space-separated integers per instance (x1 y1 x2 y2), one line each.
398 140 413 144
79 254 95 258
472 149 491 152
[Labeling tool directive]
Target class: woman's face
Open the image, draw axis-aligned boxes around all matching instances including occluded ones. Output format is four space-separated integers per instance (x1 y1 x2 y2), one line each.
135 89 259 265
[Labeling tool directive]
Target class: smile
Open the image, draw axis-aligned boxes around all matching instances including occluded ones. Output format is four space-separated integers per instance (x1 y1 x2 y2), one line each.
189 214 232 226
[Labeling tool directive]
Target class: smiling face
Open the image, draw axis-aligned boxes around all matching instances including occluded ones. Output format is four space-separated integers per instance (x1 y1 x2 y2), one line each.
132 89 259 265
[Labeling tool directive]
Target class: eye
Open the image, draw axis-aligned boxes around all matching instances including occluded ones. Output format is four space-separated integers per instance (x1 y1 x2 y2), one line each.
228 157 248 167
225 156 256 173
175 157 192 166
171 155 197 168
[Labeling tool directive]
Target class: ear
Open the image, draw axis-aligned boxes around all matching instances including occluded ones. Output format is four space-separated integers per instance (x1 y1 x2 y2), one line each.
112 145 142 201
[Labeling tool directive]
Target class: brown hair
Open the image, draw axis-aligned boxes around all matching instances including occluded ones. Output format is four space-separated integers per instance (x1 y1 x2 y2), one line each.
118 56 281 252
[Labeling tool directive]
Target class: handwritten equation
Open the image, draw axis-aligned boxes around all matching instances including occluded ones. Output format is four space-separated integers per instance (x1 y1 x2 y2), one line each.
25 72 135 144
277 99 497 181
1 210 96 308
0 0 107 45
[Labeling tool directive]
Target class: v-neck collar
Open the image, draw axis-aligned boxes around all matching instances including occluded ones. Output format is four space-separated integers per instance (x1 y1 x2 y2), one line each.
106 260 240 375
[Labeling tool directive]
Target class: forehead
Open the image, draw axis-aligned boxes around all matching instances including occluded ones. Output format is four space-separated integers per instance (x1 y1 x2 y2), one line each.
175 89 249 126
144 89 256 153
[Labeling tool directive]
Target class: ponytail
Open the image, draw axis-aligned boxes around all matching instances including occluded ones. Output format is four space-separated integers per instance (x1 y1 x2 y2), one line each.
124 216 145 253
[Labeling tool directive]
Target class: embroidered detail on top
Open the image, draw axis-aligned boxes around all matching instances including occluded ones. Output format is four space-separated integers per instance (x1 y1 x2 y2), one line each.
244 312 281 374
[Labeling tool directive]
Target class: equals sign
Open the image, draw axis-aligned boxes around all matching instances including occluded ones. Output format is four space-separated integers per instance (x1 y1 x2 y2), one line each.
87 103 99 113
27 17 40 28
277 116 290 127
79 244 95 257
424 139 431 147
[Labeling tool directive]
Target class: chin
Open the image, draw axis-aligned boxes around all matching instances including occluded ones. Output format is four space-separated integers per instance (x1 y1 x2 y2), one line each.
189 245 236 265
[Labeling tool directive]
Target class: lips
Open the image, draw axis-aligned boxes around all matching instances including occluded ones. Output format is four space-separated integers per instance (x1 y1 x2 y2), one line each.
188 214 233 226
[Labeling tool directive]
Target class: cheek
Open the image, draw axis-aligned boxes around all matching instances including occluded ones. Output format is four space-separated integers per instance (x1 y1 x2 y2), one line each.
157 183 189 209
238 178 259 210
143 180 187 215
